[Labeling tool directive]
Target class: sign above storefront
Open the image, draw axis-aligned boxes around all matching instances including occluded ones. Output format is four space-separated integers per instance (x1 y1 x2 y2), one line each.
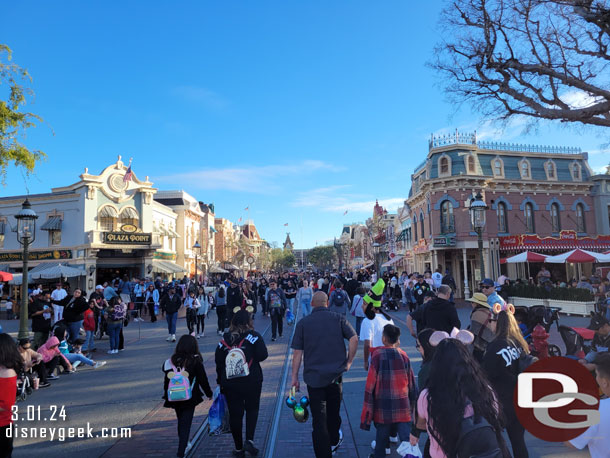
0 250 72 262
500 230 610 251
433 236 456 247
103 232 152 245
413 238 430 254
154 251 177 261
120 224 138 233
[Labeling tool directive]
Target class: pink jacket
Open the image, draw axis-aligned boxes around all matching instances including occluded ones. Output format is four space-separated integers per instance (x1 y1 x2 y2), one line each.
37 336 69 365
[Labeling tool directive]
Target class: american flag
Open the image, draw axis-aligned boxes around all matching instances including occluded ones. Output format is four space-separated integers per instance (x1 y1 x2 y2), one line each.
284 223 289 226
238 217 242 222
123 163 133 183
343 210 348 216
244 206 249 211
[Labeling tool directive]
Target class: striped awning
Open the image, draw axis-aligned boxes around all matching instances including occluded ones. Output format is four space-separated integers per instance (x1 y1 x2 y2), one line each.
382 256 403 267
41 216 62 231
99 206 118 218
119 207 139 219
152 259 186 274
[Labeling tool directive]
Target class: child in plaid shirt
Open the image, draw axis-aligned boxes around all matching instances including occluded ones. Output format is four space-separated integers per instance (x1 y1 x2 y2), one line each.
360 324 417 458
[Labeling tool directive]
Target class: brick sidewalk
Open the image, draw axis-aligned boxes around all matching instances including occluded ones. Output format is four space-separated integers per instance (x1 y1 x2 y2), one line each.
102 312 273 458
192 317 292 458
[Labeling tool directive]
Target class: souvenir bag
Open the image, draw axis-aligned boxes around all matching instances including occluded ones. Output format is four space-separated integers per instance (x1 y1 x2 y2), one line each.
166 361 195 402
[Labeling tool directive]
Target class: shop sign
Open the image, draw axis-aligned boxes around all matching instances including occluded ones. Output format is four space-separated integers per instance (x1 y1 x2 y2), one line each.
500 230 610 250
413 239 430 254
0 250 72 262
433 236 456 247
103 232 152 245
120 224 138 233
154 251 176 261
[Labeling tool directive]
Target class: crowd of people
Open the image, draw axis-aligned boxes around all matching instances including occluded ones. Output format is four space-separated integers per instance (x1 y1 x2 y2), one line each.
2 264 610 458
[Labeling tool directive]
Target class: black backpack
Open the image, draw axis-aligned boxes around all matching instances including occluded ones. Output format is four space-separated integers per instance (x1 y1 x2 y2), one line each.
456 416 503 458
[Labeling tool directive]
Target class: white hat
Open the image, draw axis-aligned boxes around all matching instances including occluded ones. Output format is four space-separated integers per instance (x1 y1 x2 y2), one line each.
96 285 103 290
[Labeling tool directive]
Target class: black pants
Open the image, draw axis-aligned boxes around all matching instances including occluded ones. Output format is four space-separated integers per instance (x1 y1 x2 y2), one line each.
1 425 13 458
196 315 205 334
224 381 262 451
259 296 267 314
506 415 528 458
45 355 60 376
307 379 342 458
217 306 226 332
119 328 124 350
270 308 283 338
174 406 195 458
147 300 157 322
186 310 197 334
32 362 48 383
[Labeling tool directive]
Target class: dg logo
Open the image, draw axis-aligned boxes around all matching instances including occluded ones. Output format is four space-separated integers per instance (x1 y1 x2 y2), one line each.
514 357 600 442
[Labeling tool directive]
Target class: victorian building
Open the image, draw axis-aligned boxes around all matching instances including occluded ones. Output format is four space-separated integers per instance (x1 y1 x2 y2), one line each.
406 132 605 298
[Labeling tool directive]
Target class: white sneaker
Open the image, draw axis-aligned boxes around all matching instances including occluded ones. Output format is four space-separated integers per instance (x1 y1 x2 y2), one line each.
332 429 343 454
166 335 172 341
370 440 391 455
196 334 201 339
108 350 115 354
171 335 176 342
94 361 107 369
389 435 399 443
72 361 82 369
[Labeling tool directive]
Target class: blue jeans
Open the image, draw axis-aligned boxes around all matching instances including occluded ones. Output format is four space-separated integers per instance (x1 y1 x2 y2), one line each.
355 316 364 336
301 298 312 316
65 352 95 366
374 422 412 458
166 312 178 335
107 321 122 350
66 320 83 343
287 298 295 314
83 330 95 351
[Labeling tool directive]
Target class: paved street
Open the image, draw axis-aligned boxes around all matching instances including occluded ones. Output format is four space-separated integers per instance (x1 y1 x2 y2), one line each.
1 304 594 457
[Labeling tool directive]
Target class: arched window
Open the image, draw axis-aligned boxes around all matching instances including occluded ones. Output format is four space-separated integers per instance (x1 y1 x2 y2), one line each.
497 202 508 233
98 206 118 232
572 163 582 181
119 207 139 228
438 155 451 177
545 161 556 180
493 158 504 177
576 203 586 232
440 201 454 233
419 213 425 240
413 218 418 241
519 160 531 179
551 203 561 232
525 203 535 233
467 155 476 173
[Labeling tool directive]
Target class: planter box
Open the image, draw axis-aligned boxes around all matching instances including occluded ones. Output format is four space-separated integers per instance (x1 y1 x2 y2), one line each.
508 296 594 317
547 299 595 317
508 297 548 308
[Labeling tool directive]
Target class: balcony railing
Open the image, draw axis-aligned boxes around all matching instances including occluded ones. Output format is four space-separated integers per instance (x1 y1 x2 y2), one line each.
428 130 581 155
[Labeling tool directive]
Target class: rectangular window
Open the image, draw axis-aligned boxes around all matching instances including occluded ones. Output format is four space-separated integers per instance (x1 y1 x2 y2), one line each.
50 230 61 246
0 234 4 249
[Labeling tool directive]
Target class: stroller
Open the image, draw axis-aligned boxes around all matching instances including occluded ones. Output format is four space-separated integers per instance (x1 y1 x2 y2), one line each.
16 370 34 402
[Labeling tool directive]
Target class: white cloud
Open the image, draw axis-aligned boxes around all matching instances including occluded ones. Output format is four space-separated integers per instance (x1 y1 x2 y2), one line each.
560 90 601 109
156 160 334 193
292 186 405 213
171 85 229 110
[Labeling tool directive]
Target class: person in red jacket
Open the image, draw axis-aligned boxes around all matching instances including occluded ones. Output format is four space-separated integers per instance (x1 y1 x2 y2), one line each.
1 333 24 457
82 300 97 353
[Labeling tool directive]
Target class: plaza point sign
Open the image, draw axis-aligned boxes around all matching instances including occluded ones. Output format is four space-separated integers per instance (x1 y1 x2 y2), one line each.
500 230 610 251
103 232 152 245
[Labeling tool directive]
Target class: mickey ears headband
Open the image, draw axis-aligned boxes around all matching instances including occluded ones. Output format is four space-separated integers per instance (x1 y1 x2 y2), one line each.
493 302 515 315
233 306 254 314
429 327 475 347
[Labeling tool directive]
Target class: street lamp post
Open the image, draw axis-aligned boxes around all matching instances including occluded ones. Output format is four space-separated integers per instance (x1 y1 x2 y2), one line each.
193 241 201 286
372 242 381 276
469 191 488 281
15 199 38 340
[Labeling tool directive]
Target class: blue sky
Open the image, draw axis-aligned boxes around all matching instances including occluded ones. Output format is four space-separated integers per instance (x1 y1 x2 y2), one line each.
2 1 609 248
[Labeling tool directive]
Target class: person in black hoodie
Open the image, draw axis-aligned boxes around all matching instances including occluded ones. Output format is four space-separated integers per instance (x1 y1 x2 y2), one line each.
30 291 53 349
55 288 89 343
215 309 268 457
226 278 244 327
482 310 530 458
163 335 213 458
421 285 461 333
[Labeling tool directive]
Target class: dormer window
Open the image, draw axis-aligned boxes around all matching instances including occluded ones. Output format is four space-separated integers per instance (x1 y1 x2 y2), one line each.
519 159 531 179
467 154 476 174
438 154 451 177
545 160 557 180
571 162 582 181
492 157 504 178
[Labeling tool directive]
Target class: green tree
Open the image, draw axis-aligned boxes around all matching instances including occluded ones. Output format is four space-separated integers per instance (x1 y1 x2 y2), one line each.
308 246 338 270
1 44 46 184
281 251 296 269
